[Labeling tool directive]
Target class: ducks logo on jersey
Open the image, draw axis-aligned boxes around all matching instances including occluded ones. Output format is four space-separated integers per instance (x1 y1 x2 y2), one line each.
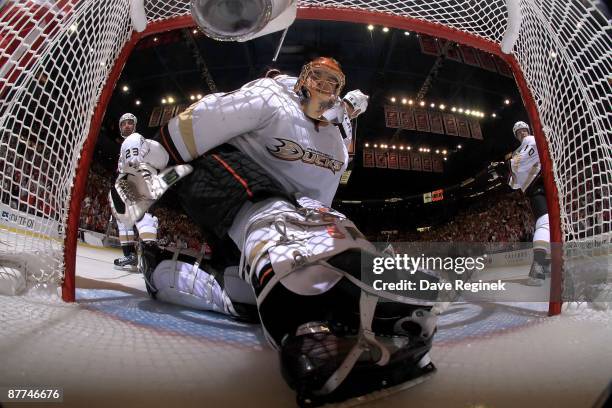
266 138 344 174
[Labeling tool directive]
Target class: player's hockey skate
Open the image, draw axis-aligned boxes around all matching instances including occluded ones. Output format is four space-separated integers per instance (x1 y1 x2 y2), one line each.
113 253 137 271
281 318 436 407
525 260 546 286
109 162 192 229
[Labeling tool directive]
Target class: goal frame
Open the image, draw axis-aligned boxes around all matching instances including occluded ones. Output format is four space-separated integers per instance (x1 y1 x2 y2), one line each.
62 7 564 314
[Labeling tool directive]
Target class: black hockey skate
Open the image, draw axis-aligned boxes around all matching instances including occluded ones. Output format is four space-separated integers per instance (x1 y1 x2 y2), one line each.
114 253 137 270
280 320 436 407
526 260 546 286
137 241 161 297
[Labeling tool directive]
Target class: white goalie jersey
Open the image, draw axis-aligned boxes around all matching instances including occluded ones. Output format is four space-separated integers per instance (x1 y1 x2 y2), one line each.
165 77 349 206
509 135 541 192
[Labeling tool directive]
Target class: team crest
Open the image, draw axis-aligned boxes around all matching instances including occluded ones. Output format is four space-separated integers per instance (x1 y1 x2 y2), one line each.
266 138 344 174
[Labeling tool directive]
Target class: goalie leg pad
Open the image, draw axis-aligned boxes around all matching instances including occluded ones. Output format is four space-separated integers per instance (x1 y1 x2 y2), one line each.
237 196 438 402
139 243 258 321
152 258 239 317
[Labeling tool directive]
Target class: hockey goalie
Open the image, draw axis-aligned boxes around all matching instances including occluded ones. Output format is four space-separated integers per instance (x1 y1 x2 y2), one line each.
109 57 438 406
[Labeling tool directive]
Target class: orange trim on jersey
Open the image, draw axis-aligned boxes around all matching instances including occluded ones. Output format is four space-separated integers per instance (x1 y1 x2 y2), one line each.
211 154 254 198
160 125 182 164
259 267 273 286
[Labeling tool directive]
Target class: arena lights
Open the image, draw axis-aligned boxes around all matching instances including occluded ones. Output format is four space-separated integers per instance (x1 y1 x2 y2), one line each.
430 103 435 108
457 144 462 149
465 109 471 115
451 107 457 112
408 99 414 105
435 149 440 154
504 99 511 105
382 27 390 33
373 144 378 148
197 94 202 99
439 104 445 110
401 98 407 105
418 147 423 152
69 24 78 32
190 95 196 100
442 149 447 154
192 29 198 34
167 96 175 103
390 97 396 103
135 100 141 106
407 146 412 150
492 113 497 118
365 143 369 147
392 145 397 149
444 157 447 161
367 24 375 31
121 85 129 92
399 146 405 150
153 37 158 42
404 31 410 36
419 101 425 107
458 108 464 113
161 98 167 104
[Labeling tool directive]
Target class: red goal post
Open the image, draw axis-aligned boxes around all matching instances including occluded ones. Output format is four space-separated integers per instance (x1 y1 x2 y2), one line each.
1 1 609 316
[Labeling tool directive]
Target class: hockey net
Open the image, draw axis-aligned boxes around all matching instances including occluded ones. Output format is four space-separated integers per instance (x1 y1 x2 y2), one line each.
0 1 610 313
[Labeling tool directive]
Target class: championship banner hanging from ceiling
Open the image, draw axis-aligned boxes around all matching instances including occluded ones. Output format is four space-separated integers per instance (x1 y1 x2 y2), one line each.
363 147 375 168
388 150 399 169
414 108 430 132
456 116 471 138
432 156 444 173
429 111 445 134
362 149 444 173
384 105 484 140
410 153 423 171
422 154 432 172
469 118 483 140
384 105 400 128
400 108 416 130
418 34 514 78
399 150 410 170
443 113 458 136
375 149 388 168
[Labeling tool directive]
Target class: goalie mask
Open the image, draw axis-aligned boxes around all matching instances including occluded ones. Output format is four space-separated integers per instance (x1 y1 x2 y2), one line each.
119 113 137 138
294 57 346 122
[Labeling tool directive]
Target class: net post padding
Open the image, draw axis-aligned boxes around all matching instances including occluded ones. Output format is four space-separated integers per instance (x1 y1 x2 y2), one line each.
63 8 563 315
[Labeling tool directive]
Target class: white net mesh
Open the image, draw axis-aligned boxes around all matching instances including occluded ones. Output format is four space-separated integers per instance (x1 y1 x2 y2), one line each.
0 0 610 308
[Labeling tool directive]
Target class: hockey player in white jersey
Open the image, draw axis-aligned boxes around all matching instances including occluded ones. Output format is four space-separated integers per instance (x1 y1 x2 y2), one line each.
112 113 159 270
508 121 550 286
110 57 438 406
491 121 550 286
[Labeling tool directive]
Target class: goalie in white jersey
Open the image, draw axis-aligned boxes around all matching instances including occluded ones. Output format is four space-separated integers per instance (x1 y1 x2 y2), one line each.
494 121 550 286
110 57 438 405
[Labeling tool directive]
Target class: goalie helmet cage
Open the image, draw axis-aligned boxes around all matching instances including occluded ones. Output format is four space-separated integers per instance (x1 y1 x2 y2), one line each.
0 1 610 315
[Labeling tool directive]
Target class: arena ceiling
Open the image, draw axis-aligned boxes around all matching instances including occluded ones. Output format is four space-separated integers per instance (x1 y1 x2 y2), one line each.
97 19 528 201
